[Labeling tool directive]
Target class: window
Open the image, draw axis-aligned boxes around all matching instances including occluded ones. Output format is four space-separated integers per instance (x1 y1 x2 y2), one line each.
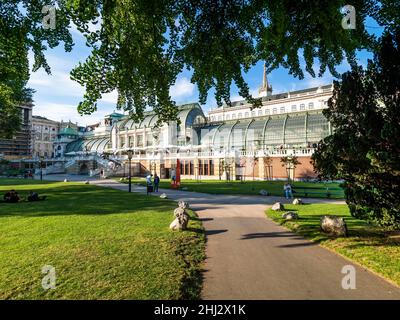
128 136 134 147
204 160 209 175
265 109 270 115
244 112 249 117
226 114 230 120
185 161 189 175
137 135 143 147
23 109 29 124
251 111 256 117
218 115 222 121
291 105 297 112
300 104 305 110
280 106 285 113
272 108 277 114
189 160 194 175
308 102 314 109
238 113 242 119
232 114 236 119
258 110 262 116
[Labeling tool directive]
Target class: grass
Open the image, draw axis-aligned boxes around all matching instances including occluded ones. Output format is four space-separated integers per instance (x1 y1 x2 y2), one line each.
0 178 205 299
266 203 400 287
117 177 344 199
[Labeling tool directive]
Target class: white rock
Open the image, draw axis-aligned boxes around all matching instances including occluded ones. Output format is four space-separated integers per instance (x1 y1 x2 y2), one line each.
282 211 299 220
292 198 303 205
169 218 182 231
170 207 190 231
271 202 284 211
160 193 168 199
259 189 269 196
178 201 190 209
320 215 347 237
63 179 69 182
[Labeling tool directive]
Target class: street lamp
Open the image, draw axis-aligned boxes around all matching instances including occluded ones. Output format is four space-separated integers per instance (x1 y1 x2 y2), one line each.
39 155 44 181
126 149 134 193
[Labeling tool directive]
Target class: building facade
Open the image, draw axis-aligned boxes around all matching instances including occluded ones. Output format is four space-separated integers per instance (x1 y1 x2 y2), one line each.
49 78 333 180
31 116 83 159
0 102 34 160
31 116 60 158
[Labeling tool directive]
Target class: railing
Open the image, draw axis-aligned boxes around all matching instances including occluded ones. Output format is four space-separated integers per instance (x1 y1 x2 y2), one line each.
109 148 315 161
64 159 76 168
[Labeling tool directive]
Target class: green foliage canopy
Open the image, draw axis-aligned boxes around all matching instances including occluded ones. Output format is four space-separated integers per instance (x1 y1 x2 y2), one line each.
312 30 400 228
1 0 397 133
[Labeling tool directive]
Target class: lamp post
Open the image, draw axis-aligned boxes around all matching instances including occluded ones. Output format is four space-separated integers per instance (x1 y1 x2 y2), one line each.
40 156 44 181
127 149 133 193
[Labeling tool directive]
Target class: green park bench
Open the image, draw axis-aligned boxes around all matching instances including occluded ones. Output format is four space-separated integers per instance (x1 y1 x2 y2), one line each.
292 186 344 199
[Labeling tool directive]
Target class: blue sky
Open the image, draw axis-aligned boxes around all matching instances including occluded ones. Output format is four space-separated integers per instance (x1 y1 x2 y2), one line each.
28 20 382 126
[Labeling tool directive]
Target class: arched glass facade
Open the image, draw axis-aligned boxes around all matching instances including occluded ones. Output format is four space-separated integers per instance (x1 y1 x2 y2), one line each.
66 137 111 153
197 111 329 150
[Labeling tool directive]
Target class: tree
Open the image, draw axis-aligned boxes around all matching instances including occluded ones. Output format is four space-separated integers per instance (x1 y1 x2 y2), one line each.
0 0 73 137
2 1 377 131
312 30 400 229
280 155 300 181
69 0 376 125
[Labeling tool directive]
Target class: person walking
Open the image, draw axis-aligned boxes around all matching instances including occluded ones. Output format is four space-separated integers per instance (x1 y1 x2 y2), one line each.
153 174 160 192
283 182 293 199
146 174 153 195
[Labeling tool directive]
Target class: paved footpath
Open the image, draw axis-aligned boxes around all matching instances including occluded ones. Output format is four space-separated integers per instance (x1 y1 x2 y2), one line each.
45 175 400 299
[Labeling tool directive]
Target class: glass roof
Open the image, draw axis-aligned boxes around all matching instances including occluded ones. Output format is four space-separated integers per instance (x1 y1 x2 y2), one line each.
198 111 329 150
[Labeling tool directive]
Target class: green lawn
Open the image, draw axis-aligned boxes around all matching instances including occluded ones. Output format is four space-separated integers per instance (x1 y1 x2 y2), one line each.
119 177 344 199
266 203 400 287
0 178 205 299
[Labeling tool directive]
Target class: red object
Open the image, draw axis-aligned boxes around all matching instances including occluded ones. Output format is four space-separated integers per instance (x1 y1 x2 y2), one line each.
171 159 181 189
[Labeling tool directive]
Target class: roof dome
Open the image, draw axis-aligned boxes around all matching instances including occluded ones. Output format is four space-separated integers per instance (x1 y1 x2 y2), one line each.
59 125 79 136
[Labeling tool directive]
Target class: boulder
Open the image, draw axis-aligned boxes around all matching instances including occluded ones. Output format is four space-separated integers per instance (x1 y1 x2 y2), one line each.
160 193 168 199
181 187 189 191
320 215 347 237
169 218 183 231
271 202 284 211
173 207 186 217
292 198 303 205
259 189 269 196
178 201 190 209
170 207 190 231
282 211 299 220
63 179 69 182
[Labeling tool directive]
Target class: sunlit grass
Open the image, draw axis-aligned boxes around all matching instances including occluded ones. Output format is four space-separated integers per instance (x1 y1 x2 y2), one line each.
266 203 400 287
0 178 205 299
120 177 344 199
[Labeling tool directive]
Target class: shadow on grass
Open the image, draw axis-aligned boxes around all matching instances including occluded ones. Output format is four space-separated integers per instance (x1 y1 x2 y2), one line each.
0 184 176 218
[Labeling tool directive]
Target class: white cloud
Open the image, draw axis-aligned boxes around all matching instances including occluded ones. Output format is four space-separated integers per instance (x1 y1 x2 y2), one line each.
170 77 195 100
33 102 111 126
100 91 118 104
28 70 85 98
